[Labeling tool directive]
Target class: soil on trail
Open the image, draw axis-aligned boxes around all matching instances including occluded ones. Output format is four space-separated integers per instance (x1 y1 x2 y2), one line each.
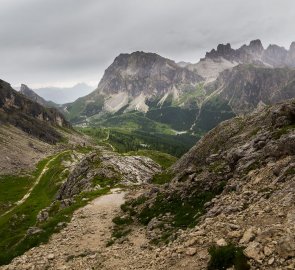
1 189 157 270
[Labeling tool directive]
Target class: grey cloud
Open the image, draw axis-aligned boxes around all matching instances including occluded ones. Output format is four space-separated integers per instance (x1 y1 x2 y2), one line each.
0 0 294 88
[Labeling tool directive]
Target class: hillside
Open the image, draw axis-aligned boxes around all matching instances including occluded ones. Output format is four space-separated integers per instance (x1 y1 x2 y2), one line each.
0 80 70 144
2 99 294 270
106 99 295 269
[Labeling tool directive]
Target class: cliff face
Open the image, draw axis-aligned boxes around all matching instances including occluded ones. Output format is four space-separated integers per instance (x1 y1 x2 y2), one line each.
0 80 71 143
207 65 295 115
193 65 295 132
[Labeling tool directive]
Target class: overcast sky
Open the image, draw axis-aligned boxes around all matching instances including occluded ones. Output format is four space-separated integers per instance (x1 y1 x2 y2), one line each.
0 0 295 88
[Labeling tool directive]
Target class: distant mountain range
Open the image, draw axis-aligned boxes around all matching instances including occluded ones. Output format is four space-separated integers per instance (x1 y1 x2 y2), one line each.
34 83 94 104
18 39 295 143
58 40 295 134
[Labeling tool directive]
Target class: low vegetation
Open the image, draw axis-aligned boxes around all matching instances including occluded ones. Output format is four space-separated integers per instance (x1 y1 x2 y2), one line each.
78 123 199 157
207 244 250 270
124 150 177 169
151 171 174 185
0 149 114 266
115 181 226 245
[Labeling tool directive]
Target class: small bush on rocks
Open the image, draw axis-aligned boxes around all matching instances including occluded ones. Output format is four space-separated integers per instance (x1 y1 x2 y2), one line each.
207 244 250 270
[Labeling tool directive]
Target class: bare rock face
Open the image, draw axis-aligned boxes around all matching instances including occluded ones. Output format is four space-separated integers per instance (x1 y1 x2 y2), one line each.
80 52 203 114
204 65 295 116
57 149 161 199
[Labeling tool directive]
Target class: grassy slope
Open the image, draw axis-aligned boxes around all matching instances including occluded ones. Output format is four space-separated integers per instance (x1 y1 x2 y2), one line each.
123 150 177 169
0 175 32 215
0 148 112 265
78 112 200 157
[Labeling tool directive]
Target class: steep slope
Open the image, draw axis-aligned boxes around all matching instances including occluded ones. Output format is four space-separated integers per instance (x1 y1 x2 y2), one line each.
0 79 71 143
116 99 295 269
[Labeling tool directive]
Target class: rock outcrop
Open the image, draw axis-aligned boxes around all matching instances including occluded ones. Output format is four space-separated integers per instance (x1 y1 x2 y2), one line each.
57 149 162 199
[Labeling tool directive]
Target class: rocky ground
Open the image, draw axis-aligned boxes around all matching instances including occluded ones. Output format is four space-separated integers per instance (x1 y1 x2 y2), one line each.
1 100 294 270
0 189 152 270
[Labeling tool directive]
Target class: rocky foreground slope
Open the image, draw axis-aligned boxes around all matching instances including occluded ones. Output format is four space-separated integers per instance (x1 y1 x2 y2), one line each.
2 99 294 270
113 99 295 269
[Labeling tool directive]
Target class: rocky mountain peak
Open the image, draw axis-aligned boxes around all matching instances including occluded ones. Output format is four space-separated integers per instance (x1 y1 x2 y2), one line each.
92 51 202 112
290 41 295 52
203 39 295 68
205 43 235 59
20 84 31 94
19 84 49 107
248 39 264 53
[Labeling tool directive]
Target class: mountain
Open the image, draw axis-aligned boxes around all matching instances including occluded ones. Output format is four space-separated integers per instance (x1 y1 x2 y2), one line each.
19 84 58 108
65 40 295 135
0 79 71 144
65 51 203 122
34 83 94 104
194 65 295 131
187 39 295 82
117 99 295 269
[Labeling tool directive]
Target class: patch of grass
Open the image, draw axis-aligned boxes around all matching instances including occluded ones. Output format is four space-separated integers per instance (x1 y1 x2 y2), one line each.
121 196 147 214
75 145 94 154
208 244 250 270
208 161 226 174
92 176 120 188
111 228 131 239
285 167 295 176
112 216 133 226
137 191 215 228
0 175 32 215
272 124 295 140
124 150 177 169
151 172 174 185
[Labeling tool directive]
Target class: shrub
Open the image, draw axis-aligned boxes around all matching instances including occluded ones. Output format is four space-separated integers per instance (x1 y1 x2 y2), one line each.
207 244 250 270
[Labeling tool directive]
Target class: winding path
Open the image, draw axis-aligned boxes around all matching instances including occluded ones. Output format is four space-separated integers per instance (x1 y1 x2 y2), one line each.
0 151 69 218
